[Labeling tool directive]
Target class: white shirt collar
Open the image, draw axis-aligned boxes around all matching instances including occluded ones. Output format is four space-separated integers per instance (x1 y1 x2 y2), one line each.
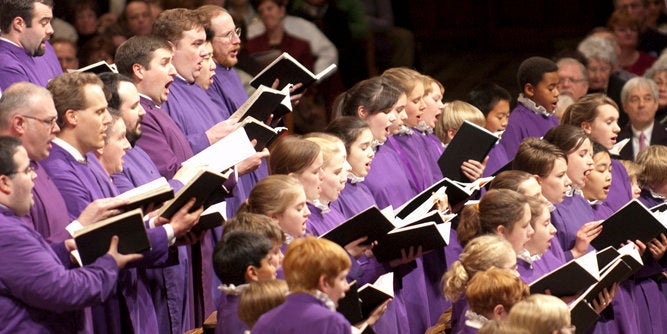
52 137 86 163
0 37 21 48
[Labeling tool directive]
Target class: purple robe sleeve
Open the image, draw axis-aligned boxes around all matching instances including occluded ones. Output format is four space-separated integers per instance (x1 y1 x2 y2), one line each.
25 161 73 243
40 143 106 219
0 212 118 313
136 97 194 180
602 159 633 212
499 105 559 159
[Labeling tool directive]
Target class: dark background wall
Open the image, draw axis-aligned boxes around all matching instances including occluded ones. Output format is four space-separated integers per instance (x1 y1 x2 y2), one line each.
402 0 616 101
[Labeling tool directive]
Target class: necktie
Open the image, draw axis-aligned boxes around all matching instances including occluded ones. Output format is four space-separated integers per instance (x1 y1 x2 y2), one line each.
639 131 647 152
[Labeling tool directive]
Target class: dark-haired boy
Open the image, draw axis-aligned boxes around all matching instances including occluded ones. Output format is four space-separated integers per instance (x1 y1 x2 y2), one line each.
497 56 560 166
214 230 278 334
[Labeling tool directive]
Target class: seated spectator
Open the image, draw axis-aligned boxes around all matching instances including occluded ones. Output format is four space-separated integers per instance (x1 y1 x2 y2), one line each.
72 0 100 48
120 0 155 37
51 38 79 71
556 57 589 102
608 9 657 76
644 54 667 123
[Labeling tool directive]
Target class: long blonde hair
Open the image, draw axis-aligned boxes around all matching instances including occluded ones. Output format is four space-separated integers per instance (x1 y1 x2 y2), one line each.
442 235 515 302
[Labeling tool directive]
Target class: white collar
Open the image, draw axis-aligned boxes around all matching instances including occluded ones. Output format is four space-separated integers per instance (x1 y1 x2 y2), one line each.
0 37 20 48
397 125 413 136
517 248 542 266
51 137 86 163
415 121 434 134
464 310 490 329
517 93 553 117
312 290 336 311
348 173 365 184
217 283 249 296
309 199 330 213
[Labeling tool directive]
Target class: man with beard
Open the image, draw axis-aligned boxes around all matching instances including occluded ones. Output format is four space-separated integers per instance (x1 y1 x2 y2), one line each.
0 0 62 90
197 5 272 219
99 73 188 192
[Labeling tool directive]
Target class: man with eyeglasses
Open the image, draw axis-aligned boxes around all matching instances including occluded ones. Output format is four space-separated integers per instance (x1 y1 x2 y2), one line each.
197 5 272 220
556 58 589 102
0 82 127 244
152 7 246 325
0 0 62 90
0 135 144 332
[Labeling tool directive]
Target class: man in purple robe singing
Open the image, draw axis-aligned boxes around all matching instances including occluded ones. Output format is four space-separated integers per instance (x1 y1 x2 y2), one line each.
0 0 63 90
0 82 128 244
0 136 142 332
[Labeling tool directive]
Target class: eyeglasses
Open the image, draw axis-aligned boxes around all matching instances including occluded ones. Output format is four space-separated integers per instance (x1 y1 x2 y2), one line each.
21 114 57 128
3 164 37 177
215 27 241 42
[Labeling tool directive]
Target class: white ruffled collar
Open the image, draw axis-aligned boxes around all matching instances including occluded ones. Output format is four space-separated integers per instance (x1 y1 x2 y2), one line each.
464 310 490 329
348 173 365 184
217 283 249 296
517 93 553 117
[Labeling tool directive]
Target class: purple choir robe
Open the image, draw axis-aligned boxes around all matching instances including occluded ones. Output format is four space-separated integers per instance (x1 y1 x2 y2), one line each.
111 146 192 334
162 77 245 320
163 77 226 154
364 139 419 209
601 159 633 213
206 65 269 219
0 40 62 90
499 103 559 160
551 197 641 334
0 206 118 333
215 292 248 334
415 130 445 185
330 180 376 218
518 239 567 284
305 202 346 237
550 193 596 261
638 188 664 208
24 160 72 243
253 293 352 334
591 201 615 220
208 66 247 115
112 146 183 193
41 142 172 333
327 181 411 334
386 133 452 330
482 143 508 177
391 133 433 192
136 96 194 179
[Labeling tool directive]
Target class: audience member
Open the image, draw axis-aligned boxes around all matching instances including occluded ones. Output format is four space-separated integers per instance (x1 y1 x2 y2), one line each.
618 77 667 160
556 57 589 101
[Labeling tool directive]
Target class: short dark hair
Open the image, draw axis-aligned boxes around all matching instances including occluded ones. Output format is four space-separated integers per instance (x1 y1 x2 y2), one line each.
513 137 567 178
98 72 135 110
114 35 173 78
543 124 589 155
213 231 272 286
0 0 53 32
517 56 558 91
467 82 512 116
325 116 370 153
333 76 401 118
0 136 22 176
